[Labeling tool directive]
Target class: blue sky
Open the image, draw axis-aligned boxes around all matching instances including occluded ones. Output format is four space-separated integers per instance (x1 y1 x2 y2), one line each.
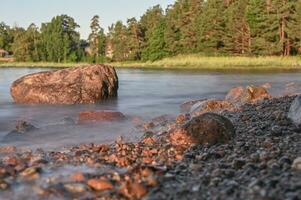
0 0 175 39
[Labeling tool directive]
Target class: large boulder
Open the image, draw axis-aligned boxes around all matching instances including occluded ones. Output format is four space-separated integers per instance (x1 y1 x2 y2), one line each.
190 99 236 117
10 64 118 104
170 113 235 146
288 96 301 127
226 85 271 105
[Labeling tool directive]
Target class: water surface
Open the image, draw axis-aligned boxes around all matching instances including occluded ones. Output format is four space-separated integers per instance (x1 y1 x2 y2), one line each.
1 67 300 149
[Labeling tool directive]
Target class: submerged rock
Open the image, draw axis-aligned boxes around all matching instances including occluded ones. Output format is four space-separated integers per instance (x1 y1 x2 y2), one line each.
10 64 118 104
288 96 301 127
190 99 236 117
283 82 301 96
14 120 37 133
78 110 125 123
226 85 271 105
180 99 206 113
2 121 37 142
170 113 235 146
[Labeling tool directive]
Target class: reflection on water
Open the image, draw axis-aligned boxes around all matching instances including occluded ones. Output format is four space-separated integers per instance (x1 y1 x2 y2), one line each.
1 67 301 149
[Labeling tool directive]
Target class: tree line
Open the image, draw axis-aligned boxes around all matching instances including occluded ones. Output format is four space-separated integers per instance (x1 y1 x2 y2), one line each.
0 0 301 63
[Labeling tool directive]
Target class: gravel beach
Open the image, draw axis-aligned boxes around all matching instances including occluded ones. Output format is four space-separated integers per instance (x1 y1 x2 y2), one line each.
0 95 300 200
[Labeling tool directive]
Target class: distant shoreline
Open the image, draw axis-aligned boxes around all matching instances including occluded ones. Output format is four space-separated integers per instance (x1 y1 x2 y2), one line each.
1 55 301 71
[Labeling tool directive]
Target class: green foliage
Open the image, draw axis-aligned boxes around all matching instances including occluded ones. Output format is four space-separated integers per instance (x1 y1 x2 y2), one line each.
40 15 81 62
142 19 168 61
197 0 226 53
2 0 301 63
0 22 13 51
88 15 106 63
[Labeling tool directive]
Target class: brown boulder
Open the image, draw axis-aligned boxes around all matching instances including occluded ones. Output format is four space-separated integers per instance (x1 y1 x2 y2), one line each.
170 113 235 146
78 111 125 122
190 99 236 117
10 64 118 104
225 85 271 105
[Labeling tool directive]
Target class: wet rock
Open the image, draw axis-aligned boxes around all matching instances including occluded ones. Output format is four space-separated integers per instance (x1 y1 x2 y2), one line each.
64 183 86 193
119 182 148 199
14 120 37 134
180 99 205 113
0 146 17 154
0 180 9 190
283 82 301 96
225 86 245 103
176 114 190 124
151 115 174 125
20 167 41 180
190 99 236 117
292 157 301 170
62 117 76 125
288 96 301 127
10 64 118 104
170 113 235 146
79 110 125 122
70 172 85 182
226 85 271 105
87 178 113 191
261 83 272 89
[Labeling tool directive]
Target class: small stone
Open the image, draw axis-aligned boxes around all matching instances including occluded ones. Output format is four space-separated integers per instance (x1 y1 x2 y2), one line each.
119 182 147 199
0 146 17 153
292 157 301 170
79 111 125 123
64 183 86 193
232 159 246 169
70 172 85 182
20 167 40 180
87 178 113 191
0 180 9 190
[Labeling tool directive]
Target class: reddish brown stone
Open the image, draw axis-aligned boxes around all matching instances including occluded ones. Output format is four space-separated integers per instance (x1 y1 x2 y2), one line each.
78 111 125 122
190 99 236 117
87 179 113 191
226 85 271 105
70 172 85 182
10 64 118 104
119 182 148 199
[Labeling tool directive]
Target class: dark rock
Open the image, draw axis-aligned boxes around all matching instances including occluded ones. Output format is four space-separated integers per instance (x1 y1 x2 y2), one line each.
288 96 301 127
170 113 235 146
10 64 118 104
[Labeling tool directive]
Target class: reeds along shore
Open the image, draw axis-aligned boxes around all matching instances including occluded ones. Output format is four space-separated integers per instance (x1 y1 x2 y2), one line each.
1 55 301 70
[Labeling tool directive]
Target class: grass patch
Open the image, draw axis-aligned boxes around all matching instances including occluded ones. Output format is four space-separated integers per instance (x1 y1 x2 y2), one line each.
112 55 301 70
0 62 88 68
1 55 301 71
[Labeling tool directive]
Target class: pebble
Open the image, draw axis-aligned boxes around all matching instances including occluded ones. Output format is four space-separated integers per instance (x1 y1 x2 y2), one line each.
87 179 113 191
292 157 301 170
64 183 86 193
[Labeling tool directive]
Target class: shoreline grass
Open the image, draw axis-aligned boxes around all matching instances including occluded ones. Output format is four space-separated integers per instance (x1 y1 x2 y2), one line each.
1 55 301 71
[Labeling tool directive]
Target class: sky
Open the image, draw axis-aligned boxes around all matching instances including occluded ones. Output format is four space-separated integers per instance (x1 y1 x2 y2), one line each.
0 0 175 39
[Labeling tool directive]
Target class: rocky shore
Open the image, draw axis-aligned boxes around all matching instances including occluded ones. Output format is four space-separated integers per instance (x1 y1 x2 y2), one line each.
1 90 301 199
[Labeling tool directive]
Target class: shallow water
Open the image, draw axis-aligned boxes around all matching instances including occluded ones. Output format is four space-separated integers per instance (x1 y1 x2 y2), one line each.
1 67 301 149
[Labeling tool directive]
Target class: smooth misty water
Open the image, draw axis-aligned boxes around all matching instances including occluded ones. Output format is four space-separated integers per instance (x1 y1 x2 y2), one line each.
1 68 301 149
